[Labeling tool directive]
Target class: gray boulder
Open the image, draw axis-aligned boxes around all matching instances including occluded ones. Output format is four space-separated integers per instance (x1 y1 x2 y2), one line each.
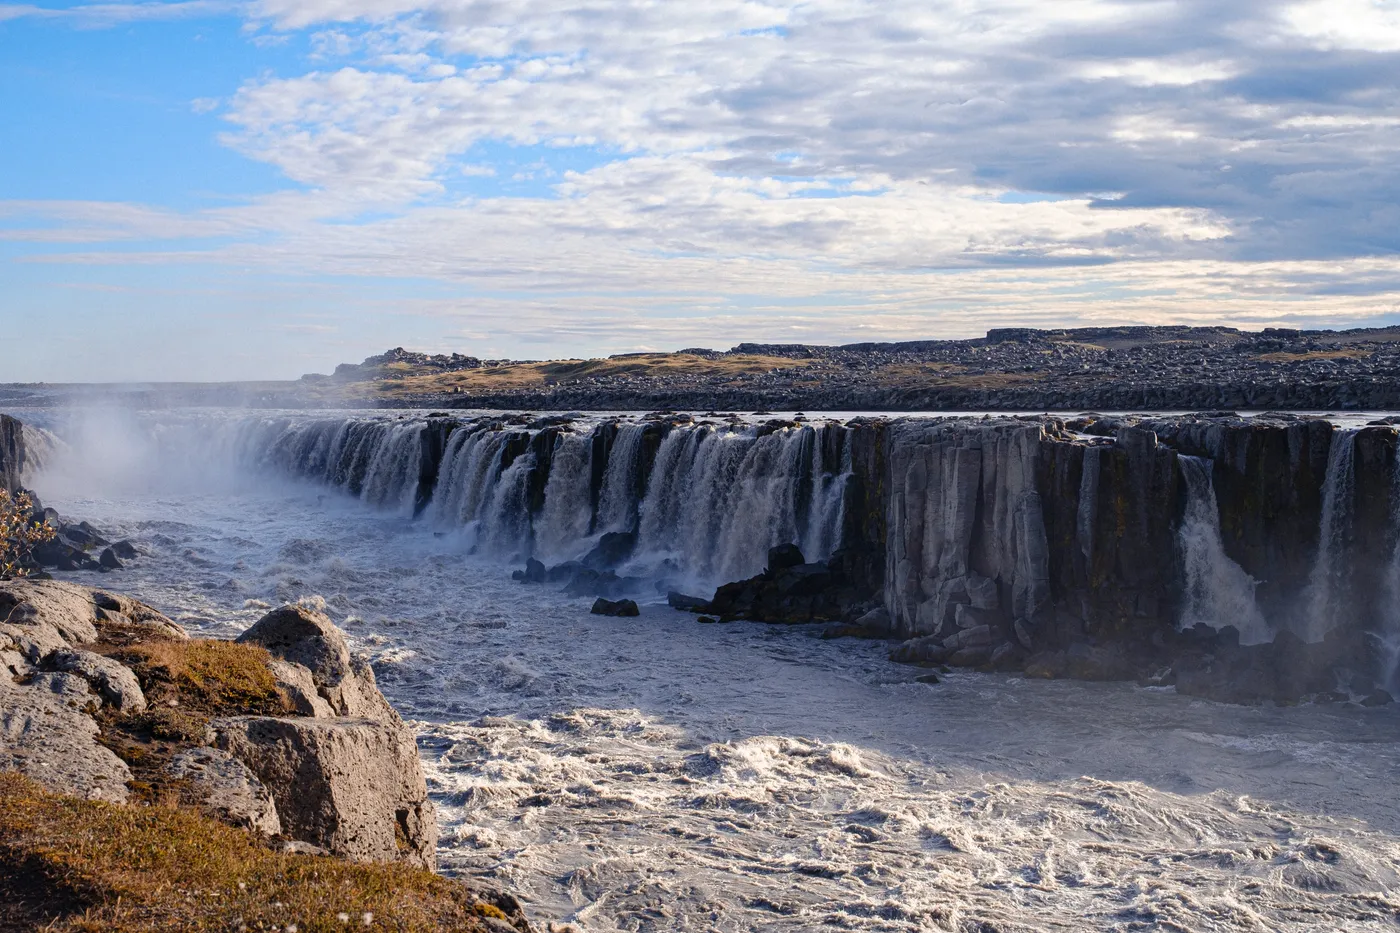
28 671 96 706
48 648 147 712
168 747 281 836
0 579 102 644
0 675 131 803
267 659 335 718
212 715 436 869
236 605 396 723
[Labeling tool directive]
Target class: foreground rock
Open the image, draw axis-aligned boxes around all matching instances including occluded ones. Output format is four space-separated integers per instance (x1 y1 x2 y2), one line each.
0 582 440 871
214 715 437 869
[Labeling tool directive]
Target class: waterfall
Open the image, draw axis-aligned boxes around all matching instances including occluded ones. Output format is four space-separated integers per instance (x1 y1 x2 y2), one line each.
594 423 647 533
1176 455 1271 645
1379 443 1400 693
535 432 594 562
1299 430 1357 643
204 413 854 588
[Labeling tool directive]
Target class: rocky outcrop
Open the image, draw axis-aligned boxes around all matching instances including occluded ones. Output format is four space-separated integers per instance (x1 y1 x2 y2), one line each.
235 604 398 723
696 545 876 624
0 414 22 494
168 746 282 835
0 673 132 803
866 413 1400 702
213 715 436 869
0 583 438 871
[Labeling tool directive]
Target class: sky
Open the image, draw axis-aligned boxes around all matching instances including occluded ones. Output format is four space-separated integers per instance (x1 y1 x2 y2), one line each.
3 0 1400 381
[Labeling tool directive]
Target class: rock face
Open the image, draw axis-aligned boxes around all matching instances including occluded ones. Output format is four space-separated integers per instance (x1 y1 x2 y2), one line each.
870 413 1400 701
0 414 22 494
0 674 132 803
168 747 282 836
228 603 437 866
213 715 437 869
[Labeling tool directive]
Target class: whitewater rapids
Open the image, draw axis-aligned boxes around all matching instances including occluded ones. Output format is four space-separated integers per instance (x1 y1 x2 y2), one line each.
24 414 1400 932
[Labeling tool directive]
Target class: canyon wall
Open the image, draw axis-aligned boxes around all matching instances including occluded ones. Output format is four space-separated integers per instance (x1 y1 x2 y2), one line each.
27 408 1400 700
0 414 23 494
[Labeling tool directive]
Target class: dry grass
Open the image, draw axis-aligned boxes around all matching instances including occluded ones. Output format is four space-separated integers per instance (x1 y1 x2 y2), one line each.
104 630 293 717
343 352 812 397
1256 348 1373 362
0 772 517 932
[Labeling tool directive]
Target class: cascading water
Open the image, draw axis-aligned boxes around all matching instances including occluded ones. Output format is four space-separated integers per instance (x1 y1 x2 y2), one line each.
1177 455 1271 645
1300 429 1357 643
191 413 856 589
534 432 594 563
594 423 647 534
1380 448 1400 693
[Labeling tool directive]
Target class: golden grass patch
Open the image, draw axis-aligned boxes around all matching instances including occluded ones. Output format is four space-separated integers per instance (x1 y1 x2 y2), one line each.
0 772 516 932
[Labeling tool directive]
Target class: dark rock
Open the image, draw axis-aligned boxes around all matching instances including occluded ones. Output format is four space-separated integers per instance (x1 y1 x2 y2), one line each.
591 597 640 617
98 548 123 571
0 415 23 494
697 616 719 624
1361 688 1394 707
668 591 711 612
915 672 941 684
767 543 805 573
520 558 547 584
111 540 138 560
582 532 637 571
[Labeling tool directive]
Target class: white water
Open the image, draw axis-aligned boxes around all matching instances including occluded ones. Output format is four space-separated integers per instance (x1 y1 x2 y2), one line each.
22 409 1400 932
1301 430 1358 643
1177 456 1272 645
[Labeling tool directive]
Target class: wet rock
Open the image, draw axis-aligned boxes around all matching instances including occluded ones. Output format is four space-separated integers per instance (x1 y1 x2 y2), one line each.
767 543 805 572
582 532 637 571
853 606 892 632
591 597 640 617
168 746 282 835
1360 688 1394 707
667 591 711 612
111 540 139 560
890 634 952 665
48 648 147 712
518 558 547 584
915 672 941 684
98 547 123 570
212 715 437 869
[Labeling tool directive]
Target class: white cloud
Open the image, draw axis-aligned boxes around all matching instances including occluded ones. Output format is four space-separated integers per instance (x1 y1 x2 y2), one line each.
11 0 1400 371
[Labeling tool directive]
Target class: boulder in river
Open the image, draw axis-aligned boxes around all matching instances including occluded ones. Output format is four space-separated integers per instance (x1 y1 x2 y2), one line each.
591 597 640 617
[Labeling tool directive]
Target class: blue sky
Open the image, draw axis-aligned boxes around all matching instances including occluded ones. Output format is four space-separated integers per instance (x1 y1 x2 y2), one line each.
3 0 1400 381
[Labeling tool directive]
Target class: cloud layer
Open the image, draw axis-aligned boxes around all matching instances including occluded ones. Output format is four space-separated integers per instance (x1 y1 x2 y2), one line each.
5 0 1400 376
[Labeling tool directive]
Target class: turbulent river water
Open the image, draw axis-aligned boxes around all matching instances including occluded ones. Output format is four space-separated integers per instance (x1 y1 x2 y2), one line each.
22 408 1400 932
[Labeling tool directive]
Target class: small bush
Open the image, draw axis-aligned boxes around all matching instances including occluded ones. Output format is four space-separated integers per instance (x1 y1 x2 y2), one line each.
0 489 55 579
0 772 515 932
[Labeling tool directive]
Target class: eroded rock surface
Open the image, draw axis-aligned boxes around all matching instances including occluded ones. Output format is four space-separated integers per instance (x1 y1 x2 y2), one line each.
168 747 281 836
213 715 437 869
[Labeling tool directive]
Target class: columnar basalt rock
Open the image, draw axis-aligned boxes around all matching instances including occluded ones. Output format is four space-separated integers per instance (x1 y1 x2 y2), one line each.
865 413 1400 700
0 414 23 495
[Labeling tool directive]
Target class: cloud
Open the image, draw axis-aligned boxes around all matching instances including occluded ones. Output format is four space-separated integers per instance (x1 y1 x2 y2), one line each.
10 0 1400 372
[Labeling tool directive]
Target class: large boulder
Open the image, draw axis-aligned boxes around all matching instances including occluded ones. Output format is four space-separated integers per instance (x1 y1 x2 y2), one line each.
212 716 437 869
236 605 396 723
0 676 131 803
